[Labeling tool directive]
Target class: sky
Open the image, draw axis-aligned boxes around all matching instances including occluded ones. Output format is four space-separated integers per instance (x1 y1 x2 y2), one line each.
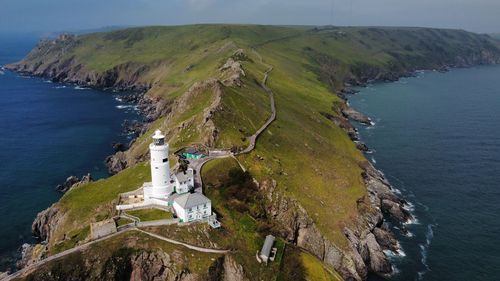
0 0 499 34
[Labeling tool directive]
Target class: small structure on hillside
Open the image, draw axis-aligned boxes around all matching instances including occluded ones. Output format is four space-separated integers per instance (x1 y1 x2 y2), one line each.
180 146 206 160
90 219 117 240
259 235 277 263
173 193 212 223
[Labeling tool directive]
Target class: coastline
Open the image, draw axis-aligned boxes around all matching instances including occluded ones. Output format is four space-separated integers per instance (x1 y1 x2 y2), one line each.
0 69 147 273
3 28 500 280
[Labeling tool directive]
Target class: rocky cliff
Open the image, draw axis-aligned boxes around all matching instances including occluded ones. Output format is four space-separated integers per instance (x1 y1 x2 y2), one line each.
6 25 500 281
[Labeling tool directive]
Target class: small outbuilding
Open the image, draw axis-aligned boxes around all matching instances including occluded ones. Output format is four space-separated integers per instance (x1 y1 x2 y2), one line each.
259 235 276 263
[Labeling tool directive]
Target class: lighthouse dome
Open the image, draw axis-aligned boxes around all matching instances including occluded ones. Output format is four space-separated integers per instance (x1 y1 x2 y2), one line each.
153 129 165 139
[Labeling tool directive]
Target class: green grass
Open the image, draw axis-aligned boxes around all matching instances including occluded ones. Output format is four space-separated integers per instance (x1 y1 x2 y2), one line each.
115 217 133 227
51 226 90 255
126 208 173 221
51 163 150 244
301 251 343 281
18 24 500 278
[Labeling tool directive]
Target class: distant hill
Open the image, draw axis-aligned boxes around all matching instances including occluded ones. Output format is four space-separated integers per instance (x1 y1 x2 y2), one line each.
7 25 500 281
490 33 500 40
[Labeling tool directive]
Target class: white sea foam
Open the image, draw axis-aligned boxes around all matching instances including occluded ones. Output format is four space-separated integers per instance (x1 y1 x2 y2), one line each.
416 224 435 280
403 201 415 212
371 157 376 164
43 80 53 83
116 105 138 111
55 85 67 89
74 86 89 90
404 231 414 238
114 97 124 102
403 216 420 225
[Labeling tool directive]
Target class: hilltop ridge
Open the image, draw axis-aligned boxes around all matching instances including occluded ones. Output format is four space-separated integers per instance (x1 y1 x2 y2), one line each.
5 25 500 281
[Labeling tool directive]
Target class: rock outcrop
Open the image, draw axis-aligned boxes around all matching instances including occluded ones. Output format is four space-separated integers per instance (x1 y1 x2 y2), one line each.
55 173 93 193
261 157 410 280
341 105 372 125
32 204 64 242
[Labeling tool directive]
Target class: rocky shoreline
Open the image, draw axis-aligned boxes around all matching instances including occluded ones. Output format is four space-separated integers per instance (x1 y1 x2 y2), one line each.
5 31 500 280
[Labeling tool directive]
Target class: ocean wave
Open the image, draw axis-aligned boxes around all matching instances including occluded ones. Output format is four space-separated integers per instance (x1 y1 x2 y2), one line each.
114 97 124 102
55 85 67 89
43 80 53 83
403 201 415 212
74 86 89 90
383 248 407 258
416 224 435 280
371 157 376 164
403 216 420 225
116 105 138 110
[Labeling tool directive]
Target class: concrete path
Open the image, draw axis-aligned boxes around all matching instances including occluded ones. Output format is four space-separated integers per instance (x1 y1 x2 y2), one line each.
236 66 275 155
136 229 230 254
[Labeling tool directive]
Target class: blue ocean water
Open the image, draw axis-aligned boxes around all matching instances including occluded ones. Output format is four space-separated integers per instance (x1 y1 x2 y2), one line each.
350 66 500 281
0 35 140 271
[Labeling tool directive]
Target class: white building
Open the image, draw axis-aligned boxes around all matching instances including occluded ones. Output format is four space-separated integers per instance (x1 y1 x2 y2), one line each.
174 168 194 194
143 130 174 203
173 193 212 222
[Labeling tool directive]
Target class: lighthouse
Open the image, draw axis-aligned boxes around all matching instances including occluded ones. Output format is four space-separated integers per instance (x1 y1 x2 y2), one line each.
149 129 172 198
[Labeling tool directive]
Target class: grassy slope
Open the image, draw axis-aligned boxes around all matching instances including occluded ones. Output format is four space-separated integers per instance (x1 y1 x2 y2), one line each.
126 208 173 221
24 25 500 279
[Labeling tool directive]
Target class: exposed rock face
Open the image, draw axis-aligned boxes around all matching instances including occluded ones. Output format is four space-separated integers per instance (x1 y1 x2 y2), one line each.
261 158 411 280
16 243 46 269
105 151 128 174
219 57 246 87
31 203 65 248
56 173 93 193
128 250 195 281
221 255 248 281
341 106 371 125
5 35 151 92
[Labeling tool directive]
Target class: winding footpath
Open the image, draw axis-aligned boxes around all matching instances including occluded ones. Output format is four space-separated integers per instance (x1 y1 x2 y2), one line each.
2 54 276 281
190 61 276 190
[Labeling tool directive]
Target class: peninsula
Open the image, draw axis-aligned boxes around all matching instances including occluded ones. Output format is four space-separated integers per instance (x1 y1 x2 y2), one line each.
4 25 500 281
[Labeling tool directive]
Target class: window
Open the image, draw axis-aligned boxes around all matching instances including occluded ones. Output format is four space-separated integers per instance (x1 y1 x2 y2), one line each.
188 208 192 212
203 203 207 208
162 158 168 163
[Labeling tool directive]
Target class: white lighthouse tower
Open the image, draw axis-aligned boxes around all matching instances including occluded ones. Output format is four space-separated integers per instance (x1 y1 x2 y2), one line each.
148 129 172 198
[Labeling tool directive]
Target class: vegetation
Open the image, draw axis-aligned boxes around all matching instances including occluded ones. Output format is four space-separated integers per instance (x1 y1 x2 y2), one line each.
21 231 222 281
16 25 500 279
126 208 173 221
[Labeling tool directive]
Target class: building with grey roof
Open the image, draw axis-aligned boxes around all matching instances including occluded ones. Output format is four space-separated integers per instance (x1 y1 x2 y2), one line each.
259 235 276 263
173 193 212 222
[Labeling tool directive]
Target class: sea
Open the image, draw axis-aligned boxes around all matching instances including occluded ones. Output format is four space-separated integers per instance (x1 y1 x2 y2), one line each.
0 34 141 271
350 66 500 281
